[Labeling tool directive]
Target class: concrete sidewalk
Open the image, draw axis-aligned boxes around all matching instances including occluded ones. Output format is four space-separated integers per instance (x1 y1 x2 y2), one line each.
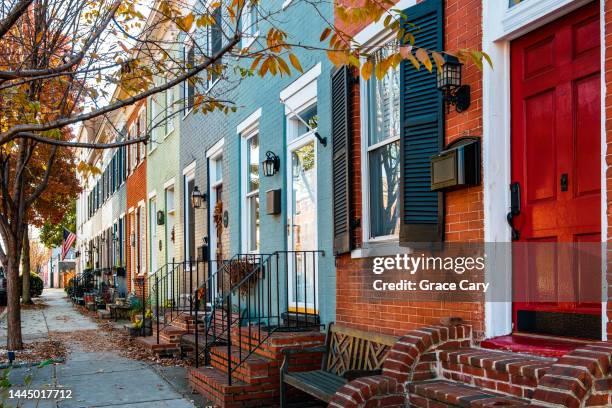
1 289 199 408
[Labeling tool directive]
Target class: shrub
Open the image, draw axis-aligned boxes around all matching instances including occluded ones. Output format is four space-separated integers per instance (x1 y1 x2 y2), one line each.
19 272 44 298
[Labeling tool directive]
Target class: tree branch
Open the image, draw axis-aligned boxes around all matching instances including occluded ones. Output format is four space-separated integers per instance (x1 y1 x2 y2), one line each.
12 132 149 149
0 0 33 40
0 35 241 144
0 0 121 80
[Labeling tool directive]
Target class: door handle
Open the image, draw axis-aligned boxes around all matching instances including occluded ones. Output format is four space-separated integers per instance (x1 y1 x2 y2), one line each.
507 182 521 241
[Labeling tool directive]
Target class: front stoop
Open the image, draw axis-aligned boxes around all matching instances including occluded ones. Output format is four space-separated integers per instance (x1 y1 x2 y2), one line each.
188 328 326 407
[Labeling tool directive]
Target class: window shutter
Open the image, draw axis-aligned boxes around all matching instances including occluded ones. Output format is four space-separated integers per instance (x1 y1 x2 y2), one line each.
399 0 445 243
331 66 352 254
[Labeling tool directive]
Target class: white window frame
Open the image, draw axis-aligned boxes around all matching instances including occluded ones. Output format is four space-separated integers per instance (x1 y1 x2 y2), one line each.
149 195 158 274
165 81 175 137
359 38 401 244
207 139 224 262
138 107 146 161
183 163 196 264
240 124 260 254
241 0 260 49
183 36 195 118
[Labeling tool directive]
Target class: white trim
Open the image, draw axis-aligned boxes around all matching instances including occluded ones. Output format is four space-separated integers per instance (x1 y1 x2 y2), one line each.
237 108 262 135
148 190 157 200
240 128 260 253
163 178 176 189
206 138 224 158
280 63 322 102
281 0 293 10
182 160 197 176
353 0 416 47
137 200 145 208
128 206 134 213
500 0 593 40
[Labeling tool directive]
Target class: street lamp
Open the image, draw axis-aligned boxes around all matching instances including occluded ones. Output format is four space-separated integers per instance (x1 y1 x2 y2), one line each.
191 186 206 209
437 56 471 113
262 151 280 177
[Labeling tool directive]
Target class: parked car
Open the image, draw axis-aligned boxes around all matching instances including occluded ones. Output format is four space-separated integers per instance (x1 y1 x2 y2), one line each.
0 268 6 306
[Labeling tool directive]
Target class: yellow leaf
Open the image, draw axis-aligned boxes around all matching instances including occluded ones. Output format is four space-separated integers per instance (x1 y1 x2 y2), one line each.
177 12 195 32
374 62 385 80
289 54 303 73
361 60 373 80
211 1 221 8
431 51 445 72
415 48 432 72
320 27 331 42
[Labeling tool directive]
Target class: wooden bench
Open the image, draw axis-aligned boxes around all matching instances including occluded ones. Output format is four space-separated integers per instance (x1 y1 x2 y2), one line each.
280 323 398 407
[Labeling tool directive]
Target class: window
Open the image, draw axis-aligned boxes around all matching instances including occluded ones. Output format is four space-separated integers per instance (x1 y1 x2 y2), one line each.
364 43 401 239
129 123 138 171
183 43 195 112
149 198 157 273
288 102 317 142
509 0 524 7
184 176 195 262
208 7 223 87
244 133 260 252
138 205 146 274
242 1 259 47
138 108 146 159
165 82 174 135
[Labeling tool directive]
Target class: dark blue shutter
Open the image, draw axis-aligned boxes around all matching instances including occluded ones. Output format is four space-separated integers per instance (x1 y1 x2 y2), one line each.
399 0 445 243
331 66 353 254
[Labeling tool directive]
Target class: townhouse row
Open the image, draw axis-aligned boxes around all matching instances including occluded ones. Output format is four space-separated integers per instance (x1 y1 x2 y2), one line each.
75 0 611 353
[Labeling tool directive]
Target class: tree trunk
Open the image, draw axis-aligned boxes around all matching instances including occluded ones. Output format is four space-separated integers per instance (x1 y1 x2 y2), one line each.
6 244 23 350
22 228 31 304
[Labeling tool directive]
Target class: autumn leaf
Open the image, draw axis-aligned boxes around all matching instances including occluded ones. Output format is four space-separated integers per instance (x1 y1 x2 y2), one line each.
320 27 331 42
289 54 303 73
431 51 445 72
415 48 432 72
177 12 195 32
361 59 373 80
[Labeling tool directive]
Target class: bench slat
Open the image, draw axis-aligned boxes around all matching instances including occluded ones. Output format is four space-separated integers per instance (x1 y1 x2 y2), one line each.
284 370 347 402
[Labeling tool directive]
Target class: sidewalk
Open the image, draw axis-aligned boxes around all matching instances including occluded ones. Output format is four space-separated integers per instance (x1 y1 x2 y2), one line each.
0 289 200 408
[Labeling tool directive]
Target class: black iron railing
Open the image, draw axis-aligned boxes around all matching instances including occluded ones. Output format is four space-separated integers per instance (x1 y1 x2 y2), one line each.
193 250 324 385
141 259 227 343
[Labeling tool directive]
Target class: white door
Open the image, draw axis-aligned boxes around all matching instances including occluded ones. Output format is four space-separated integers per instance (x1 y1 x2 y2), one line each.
286 137 318 314
149 198 157 274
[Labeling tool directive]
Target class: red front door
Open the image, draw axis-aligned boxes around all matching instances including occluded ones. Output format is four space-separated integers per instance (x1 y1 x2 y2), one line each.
510 2 601 334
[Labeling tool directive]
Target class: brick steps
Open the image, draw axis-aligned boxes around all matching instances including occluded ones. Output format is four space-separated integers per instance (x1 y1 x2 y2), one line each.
408 379 529 407
189 365 279 408
210 345 276 384
230 326 326 360
438 347 555 400
135 335 179 356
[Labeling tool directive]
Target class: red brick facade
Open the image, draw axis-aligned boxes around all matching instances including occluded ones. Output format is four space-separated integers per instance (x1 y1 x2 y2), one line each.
335 0 486 338
605 0 612 341
126 101 147 296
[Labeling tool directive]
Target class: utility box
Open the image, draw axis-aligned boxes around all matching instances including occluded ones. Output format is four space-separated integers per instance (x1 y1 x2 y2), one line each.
266 189 281 215
431 137 481 191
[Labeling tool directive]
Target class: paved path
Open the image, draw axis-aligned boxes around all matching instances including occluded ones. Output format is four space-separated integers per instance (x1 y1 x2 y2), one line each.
2 289 198 408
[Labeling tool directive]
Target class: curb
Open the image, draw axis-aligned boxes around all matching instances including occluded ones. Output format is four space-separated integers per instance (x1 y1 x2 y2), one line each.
0 358 65 369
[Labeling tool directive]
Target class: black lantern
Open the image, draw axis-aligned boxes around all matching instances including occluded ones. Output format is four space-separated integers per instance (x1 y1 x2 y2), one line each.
437 56 470 113
157 210 165 225
191 186 206 208
262 151 280 177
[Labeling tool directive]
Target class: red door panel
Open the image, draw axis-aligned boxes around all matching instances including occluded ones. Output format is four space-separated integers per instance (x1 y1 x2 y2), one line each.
511 2 601 325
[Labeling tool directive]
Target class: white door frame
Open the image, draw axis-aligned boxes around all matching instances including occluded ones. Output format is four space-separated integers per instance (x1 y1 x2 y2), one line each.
482 0 604 338
286 132 318 312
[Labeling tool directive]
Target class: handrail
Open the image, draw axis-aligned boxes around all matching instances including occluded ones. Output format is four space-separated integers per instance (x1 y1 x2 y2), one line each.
193 250 325 385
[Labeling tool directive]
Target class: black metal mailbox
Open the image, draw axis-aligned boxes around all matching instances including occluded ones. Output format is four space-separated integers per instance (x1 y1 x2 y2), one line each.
431 137 481 191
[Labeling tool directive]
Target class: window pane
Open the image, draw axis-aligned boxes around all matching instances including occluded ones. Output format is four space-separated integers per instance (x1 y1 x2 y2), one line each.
296 104 318 137
248 195 259 251
247 135 259 192
369 140 400 237
214 156 223 182
368 45 400 146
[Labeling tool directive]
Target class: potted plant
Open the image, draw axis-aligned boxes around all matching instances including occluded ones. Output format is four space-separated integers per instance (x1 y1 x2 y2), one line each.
128 319 143 336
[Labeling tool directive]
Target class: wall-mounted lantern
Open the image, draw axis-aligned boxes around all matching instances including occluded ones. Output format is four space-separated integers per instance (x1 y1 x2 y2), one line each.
157 210 165 225
437 56 471 113
262 151 280 177
75 250 81 258
191 186 206 209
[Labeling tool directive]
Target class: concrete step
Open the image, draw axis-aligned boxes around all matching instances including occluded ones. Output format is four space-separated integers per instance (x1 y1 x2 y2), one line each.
134 336 179 357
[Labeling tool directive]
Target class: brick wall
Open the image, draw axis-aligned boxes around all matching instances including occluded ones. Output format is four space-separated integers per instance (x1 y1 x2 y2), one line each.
334 0 485 337
126 158 147 295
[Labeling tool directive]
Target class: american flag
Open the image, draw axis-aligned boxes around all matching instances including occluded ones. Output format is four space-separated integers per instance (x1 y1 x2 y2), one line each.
61 228 76 260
